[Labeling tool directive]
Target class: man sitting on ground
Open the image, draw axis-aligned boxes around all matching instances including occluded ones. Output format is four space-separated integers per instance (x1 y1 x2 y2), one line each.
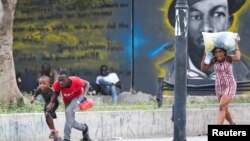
90 65 121 104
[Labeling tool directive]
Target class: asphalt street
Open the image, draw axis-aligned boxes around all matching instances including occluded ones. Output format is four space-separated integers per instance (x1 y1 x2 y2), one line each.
99 136 207 141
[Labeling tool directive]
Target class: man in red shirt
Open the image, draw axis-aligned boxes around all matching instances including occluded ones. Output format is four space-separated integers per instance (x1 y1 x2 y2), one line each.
47 70 92 141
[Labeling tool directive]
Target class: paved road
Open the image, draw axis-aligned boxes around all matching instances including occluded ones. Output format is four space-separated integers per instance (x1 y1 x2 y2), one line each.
96 136 207 141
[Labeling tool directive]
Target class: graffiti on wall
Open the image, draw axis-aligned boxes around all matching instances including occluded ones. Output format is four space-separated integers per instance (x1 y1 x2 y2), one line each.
133 0 250 95
13 0 250 95
0 112 171 141
13 0 132 92
0 115 47 141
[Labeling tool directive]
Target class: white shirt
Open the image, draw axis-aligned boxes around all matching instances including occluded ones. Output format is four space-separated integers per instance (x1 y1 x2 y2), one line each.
96 72 119 84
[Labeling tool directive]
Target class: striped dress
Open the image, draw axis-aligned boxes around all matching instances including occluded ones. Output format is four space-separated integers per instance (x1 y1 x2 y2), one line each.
214 60 236 97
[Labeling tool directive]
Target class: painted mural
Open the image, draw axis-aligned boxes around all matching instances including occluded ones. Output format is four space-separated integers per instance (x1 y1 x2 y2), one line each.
13 0 132 92
13 0 250 95
133 0 250 95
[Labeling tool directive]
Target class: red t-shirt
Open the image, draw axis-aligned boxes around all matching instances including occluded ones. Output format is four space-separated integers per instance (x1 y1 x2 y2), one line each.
53 76 86 104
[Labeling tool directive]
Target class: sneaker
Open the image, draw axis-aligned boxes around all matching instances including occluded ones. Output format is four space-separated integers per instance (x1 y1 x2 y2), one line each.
49 130 59 139
81 124 92 141
92 90 97 95
88 90 97 96
63 139 70 141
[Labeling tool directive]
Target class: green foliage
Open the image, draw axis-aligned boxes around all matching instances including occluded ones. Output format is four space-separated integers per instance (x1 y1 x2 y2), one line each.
0 92 63 114
91 101 161 111
0 103 42 114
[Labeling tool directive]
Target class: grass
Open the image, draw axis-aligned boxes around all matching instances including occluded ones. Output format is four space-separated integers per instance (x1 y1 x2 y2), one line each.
0 93 250 114
0 102 45 114
92 101 161 111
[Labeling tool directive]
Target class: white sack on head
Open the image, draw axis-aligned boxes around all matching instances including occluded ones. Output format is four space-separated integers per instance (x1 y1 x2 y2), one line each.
202 32 240 64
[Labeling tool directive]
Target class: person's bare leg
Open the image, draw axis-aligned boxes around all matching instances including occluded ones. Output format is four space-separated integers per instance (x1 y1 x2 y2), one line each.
45 112 55 129
225 107 235 124
45 112 59 139
217 95 232 125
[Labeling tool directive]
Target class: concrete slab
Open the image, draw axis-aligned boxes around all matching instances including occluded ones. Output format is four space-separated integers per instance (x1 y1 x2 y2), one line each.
121 136 207 141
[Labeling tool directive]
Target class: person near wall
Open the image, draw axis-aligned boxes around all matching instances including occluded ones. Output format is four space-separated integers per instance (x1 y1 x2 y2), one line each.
46 70 92 141
200 39 240 124
168 0 247 123
91 65 121 104
163 0 249 86
30 75 60 139
39 63 58 87
16 71 22 90
34 63 58 102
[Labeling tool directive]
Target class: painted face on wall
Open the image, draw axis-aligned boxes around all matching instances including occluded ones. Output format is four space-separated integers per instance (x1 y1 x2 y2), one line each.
188 0 229 50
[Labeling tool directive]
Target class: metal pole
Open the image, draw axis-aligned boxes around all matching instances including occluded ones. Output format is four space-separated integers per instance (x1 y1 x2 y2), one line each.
131 0 135 94
157 77 164 108
173 0 188 141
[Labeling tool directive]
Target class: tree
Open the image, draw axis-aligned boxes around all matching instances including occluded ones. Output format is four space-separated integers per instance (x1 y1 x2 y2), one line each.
0 0 24 104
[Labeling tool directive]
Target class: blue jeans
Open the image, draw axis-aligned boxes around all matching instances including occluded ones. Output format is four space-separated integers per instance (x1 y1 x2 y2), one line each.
98 79 120 104
64 98 87 140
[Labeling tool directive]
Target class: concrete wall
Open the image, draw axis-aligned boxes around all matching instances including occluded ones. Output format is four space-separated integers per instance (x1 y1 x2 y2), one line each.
14 0 250 95
0 107 250 141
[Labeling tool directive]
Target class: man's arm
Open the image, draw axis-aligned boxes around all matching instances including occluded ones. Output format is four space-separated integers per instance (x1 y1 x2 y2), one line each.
46 91 59 111
76 80 90 103
50 91 59 103
83 80 90 96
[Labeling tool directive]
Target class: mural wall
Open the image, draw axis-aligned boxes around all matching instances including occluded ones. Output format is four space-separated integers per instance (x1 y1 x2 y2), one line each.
133 0 250 95
13 0 132 92
13 0 250 95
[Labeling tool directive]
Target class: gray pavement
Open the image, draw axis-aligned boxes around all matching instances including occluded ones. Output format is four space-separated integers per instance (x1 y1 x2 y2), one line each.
101 136 207 141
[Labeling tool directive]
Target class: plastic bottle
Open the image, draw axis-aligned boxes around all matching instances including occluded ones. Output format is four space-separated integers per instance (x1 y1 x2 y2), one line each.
77 95 86 104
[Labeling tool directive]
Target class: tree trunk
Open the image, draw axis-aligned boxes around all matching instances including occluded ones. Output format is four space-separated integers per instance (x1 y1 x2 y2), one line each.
0 0 24 104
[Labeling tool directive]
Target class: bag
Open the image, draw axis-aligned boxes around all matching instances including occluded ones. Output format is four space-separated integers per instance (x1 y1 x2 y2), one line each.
79 99 95 111
202 32 240 64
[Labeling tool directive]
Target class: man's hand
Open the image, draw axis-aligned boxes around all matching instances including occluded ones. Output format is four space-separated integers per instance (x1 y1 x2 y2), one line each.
46 102 54 112
77 95 86 104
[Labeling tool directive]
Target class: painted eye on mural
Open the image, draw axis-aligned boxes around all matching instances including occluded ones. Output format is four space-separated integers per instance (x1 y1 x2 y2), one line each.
190 13 202 20
212 12 226 18
11 0 250 97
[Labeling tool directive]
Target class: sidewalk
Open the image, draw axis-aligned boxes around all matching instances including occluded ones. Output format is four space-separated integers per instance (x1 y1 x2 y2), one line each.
101 136 207 141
